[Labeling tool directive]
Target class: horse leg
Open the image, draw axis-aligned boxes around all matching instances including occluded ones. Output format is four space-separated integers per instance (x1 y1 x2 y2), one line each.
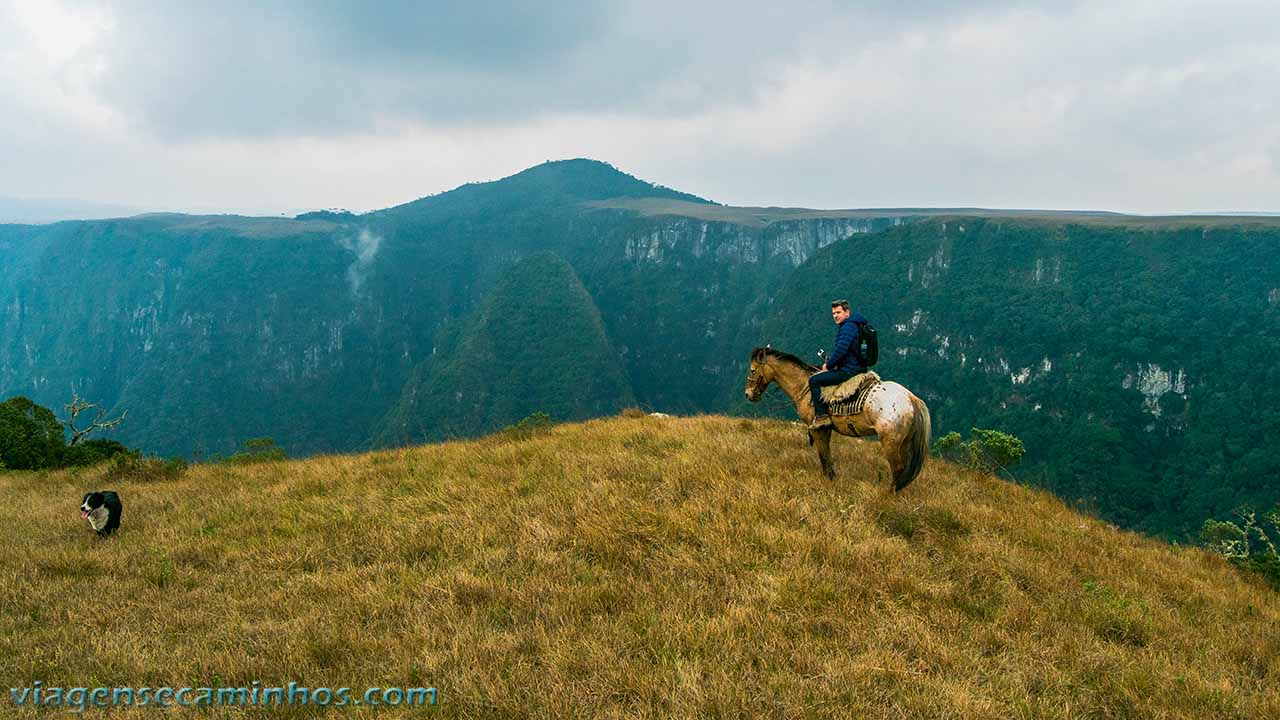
878 429 906 490
814 427 835 481
869 391 932 492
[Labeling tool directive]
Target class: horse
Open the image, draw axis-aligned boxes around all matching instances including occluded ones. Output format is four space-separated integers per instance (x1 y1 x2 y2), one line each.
743 347 932 491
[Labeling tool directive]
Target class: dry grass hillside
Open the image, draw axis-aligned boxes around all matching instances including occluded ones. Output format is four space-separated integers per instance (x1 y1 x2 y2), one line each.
1 415 1277 718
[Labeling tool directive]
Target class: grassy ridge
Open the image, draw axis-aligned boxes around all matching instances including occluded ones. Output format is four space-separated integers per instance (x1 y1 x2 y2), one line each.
2 416 1277 718
590 196 1280 229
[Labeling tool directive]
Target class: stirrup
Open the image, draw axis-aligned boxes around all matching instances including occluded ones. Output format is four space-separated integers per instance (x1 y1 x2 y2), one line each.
809 414 833 430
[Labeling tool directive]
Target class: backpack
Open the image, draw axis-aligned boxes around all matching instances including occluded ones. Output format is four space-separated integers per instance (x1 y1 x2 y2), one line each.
857 322 878 367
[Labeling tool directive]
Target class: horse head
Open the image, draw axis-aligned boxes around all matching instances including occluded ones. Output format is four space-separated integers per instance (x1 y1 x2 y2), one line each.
745 347 772 402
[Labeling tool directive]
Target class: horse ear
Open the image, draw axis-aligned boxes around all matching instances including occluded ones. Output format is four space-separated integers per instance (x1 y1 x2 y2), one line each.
751 347 764 361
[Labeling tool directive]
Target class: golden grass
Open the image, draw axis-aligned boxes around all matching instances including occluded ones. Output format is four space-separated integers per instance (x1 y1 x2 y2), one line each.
2 415 1277 718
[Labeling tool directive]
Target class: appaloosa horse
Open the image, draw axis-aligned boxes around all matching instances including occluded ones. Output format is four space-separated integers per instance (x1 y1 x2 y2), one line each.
744 347 932 490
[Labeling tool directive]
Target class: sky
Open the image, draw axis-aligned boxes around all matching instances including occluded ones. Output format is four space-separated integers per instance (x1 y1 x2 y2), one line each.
2 0 1278 216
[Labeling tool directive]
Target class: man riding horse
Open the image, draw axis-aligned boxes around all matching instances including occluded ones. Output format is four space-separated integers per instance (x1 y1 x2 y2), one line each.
809 299 867 430
745 302 930 489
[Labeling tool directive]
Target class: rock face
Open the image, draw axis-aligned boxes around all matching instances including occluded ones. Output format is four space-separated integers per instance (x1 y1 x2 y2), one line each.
621 217 895 267
758 216 1280 538
1129 364 1188 418
0 163 915 457
3 162 1280 542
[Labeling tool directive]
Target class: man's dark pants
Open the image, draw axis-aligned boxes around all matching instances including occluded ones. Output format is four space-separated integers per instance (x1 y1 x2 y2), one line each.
809 367 858 417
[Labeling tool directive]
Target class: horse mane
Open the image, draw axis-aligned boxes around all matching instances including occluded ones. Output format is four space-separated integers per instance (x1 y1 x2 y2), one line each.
753 346 818 372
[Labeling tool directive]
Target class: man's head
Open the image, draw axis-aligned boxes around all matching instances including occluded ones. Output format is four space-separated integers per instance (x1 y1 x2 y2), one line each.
830 299 850 324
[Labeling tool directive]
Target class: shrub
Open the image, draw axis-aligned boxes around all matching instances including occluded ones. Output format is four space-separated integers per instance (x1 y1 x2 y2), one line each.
105 449 188 483
1 395 133 470
224 437 286 465
0 396 66 470
934 431 963 456
619 407 647 419
1081 580 1151 646
62 439 131 467
934 427 1026 476
1200 506 1280 590
502 412 553 441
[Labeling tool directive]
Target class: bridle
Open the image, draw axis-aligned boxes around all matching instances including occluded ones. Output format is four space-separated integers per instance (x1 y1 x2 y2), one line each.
746 362 768 399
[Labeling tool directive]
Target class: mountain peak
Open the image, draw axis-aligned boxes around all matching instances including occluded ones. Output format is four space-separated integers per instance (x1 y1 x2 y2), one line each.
383 159 712 218
497 158 713 204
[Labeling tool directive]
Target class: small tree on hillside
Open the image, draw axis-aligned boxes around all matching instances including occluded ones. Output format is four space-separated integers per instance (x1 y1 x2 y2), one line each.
1201 506 1280 590
62 393 127 447
224 437 286 465
935 427 1026 477
0 396 66 469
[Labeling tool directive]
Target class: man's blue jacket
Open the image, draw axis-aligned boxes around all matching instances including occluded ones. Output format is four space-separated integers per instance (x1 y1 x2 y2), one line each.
826 312 867 372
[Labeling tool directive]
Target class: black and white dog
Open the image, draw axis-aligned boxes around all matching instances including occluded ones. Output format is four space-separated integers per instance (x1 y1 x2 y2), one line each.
80 491 122 536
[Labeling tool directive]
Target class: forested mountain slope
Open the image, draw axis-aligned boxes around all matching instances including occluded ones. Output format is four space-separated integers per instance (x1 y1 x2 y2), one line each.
3 161 1278 539
375 252 634 444
0 160 911 456
754 218 1280 537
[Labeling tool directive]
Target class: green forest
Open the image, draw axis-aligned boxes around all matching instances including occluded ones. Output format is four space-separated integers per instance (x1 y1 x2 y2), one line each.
374 252 635 444
2 160 1277 540
756 218 1280 538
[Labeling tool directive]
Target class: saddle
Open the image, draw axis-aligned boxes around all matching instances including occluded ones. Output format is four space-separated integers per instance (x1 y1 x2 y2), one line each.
819 371 881 417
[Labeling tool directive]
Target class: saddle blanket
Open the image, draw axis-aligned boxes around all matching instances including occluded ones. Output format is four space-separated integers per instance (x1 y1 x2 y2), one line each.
819 370 881 403
819 371 881 417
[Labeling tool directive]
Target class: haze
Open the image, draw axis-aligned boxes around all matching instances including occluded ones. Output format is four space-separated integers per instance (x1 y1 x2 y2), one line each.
2 0 1277 218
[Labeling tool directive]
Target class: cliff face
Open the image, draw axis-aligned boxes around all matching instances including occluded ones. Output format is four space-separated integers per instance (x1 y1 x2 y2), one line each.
620 216 899 267
0 168 921 458
566 212 917 412
758 218 1280 538
3 164 1279 541
0 216 416 458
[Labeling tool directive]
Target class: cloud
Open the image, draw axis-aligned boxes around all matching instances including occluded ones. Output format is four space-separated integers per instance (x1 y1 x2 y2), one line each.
1 0 1278 214
44 1 1039 140
338 228 382 297
80 2 604 138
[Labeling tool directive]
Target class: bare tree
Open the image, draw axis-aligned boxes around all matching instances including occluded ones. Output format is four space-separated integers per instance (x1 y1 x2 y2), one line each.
63 394 127 446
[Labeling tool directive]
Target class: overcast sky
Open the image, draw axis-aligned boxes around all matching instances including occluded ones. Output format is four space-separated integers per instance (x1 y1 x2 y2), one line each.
2 0 1278 216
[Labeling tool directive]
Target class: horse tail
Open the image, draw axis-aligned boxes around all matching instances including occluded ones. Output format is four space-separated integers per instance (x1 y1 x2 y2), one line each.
895 394 932 491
